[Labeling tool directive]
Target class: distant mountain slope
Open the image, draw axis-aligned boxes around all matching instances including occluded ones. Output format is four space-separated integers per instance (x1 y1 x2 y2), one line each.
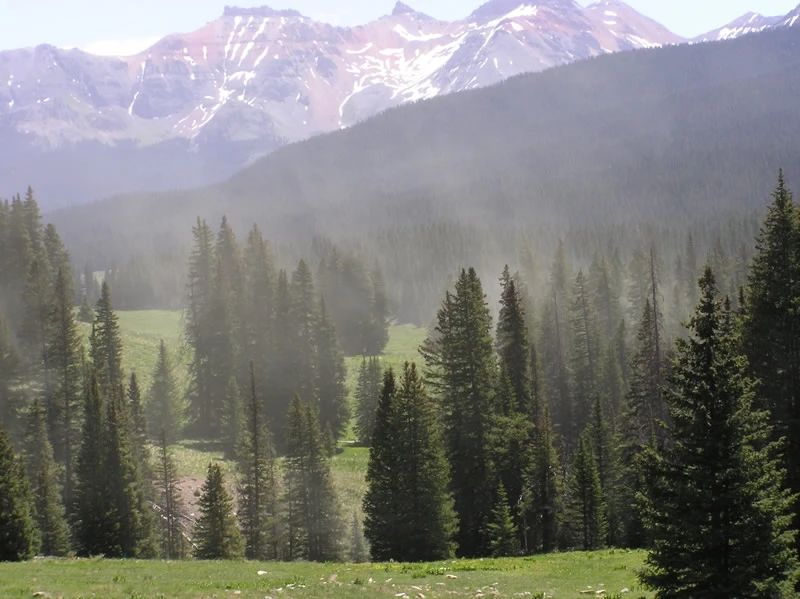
698 3 799 41
52 26 800 266
0 1 682 209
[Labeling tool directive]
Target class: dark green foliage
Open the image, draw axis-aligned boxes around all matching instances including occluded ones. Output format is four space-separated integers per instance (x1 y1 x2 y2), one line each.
568 271 600 437
0 425 39 561
315 300 349 442
642 268 798 597
155 430 186 560
283 396 343 562
237 365 279 561
496 266 532 415
364 364 457 562
526 402 561 554
193 462 244 560
742 171 800 549
45 267 83 509
0 319 24 439
221 376 244 460
127 373 148 466
89 282 124 398
146 341 184 444
564 431 607 551
354 356 382 446
23 400 69 556
423 268 497 557
485 485 520 557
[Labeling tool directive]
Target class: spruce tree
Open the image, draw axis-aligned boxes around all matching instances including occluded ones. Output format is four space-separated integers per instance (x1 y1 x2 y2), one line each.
316 299 349 442
222 376 244 460
45 267 82 507
90 282 124 398
568 271 600 438
0 318 24 438
496 266 532 414
642 268 798 597
284 396 342 561
23 399 69 556
564 431 606 550
364 365 456 561
147 340 184 444
0 425 39 561
102 392 156 557
742 171 800 549
73 374 107 556
193 462 244 559
155 430 185 559
526 402 561 553
423 268 497 557
485 484 520 557
354 356 383 446
127 372 149 471
237 364 279 560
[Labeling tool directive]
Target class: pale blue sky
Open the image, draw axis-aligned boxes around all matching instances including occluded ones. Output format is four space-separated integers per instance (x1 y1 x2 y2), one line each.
0 0 797 53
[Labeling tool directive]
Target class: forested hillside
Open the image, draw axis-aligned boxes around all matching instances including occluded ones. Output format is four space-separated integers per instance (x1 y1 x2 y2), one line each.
48 26 800 322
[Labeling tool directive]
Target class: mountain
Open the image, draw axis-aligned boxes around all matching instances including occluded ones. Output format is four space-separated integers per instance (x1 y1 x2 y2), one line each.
698 3 800 41
0 1 681 209
52 25 800 270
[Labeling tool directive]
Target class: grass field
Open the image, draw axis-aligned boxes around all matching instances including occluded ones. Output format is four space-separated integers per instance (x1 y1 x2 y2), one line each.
0 550 651 598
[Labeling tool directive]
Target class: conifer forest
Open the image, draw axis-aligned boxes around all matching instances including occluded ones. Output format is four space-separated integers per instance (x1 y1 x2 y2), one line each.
2 4 800 598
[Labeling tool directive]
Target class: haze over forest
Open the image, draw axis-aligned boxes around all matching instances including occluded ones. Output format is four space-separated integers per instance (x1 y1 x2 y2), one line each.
1 2 800 598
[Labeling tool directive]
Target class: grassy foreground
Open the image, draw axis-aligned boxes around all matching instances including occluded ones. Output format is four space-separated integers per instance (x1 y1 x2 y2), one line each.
0 550 651 598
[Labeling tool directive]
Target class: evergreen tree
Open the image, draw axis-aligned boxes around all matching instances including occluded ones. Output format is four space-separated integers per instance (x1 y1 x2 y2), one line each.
364 364 456 561
283 396 342 561
315 299 349 442
288 260 318 404
366 266 390 355
485 484 520 557
564 431 606 550
127 373 148 468
0 425 39 561
222 376 244 460
0 318 24 438
23 399 69 556
742 171 800 550
496 266 532 414
568 271 601 438
155 430 185 560
73 375 107 556
526 402 561 553
193 462 244 560
89 282 124 398
354 356 382 446
45 267 82 507
102 392 156 557
237 364 279 560
642 268 798 597
423 268 497 557
146 341 184 444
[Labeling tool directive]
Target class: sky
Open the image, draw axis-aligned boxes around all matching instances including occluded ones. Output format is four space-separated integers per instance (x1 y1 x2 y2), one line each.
0 0 797 54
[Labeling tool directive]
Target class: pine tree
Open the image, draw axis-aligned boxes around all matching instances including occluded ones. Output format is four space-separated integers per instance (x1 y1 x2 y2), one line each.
127 373 148 469
366 266 390 355
564 431 606 550
102 392 156 557
0 318 24 438
0 425 39 561
237 364 279 560
147 341 184 444
193 462 244 559
23 399 69 556
45 267 82 507
641 268 798 597
423 268 497 557
742 171 800 550
155 430 185 559
485 484 520 557
496 266 532 414
90 282 124 398
526 402 561 553
222 376 244 460
288 260 318 404
568 270 600 439
316 299 349 442
73 374 107 556
364 364 456 561
354 357 383 446
284 396 342 561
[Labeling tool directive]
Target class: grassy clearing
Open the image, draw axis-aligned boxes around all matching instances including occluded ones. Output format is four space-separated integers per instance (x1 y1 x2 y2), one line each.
0 549 651 598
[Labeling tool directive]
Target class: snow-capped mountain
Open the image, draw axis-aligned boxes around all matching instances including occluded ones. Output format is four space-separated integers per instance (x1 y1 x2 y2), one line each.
697 3 800 42
0 2 680 169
